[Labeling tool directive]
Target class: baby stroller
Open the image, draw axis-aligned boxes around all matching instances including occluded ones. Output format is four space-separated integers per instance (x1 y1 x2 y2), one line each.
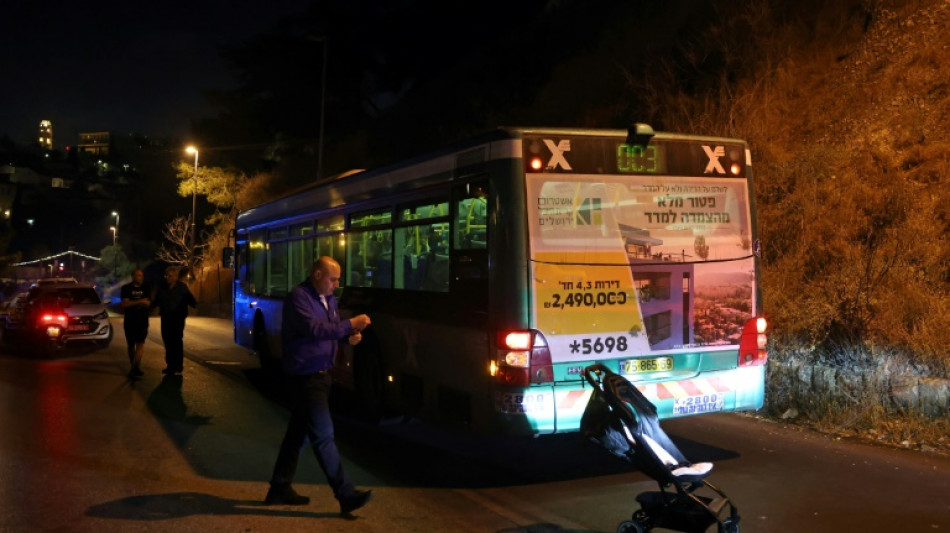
581 364 740 533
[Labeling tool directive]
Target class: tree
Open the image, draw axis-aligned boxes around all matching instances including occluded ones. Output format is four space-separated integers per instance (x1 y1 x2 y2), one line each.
97 244 132 284
694 235 710 261
156 216 206 275
174 162 248 227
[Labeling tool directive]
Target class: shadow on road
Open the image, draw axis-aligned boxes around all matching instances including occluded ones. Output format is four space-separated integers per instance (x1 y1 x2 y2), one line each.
146 374 213 448
85 492 339 521
161 359 742 491
235 363 742 490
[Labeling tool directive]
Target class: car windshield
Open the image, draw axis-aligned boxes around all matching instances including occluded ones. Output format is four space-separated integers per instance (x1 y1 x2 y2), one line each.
53 288 101 305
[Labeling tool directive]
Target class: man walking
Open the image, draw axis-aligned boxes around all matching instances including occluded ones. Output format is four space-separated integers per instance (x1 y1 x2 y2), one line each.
264 256 373 515
150 266 197 375
120 268 151 378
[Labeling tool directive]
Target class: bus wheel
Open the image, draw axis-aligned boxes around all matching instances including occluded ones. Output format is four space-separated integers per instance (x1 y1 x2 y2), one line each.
353 337 387 422
253 314 275 373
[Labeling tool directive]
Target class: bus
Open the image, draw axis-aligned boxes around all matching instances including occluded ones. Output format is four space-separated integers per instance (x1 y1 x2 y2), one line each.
231 125 767 436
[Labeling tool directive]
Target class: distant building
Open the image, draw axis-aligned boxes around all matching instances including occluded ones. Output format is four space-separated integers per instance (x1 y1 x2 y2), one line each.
77 131 110 156
38 120 53 150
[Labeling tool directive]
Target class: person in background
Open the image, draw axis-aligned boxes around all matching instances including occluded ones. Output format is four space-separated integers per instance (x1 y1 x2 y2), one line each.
264 256 374 515
150 266 196 375
120 268 151 378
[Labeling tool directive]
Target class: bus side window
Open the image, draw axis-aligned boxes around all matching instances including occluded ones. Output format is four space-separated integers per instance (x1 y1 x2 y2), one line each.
235 241 247 290
346 231 393 288
268 241 289 297
395 223 448 292
455 184 487 250
248 230 267 296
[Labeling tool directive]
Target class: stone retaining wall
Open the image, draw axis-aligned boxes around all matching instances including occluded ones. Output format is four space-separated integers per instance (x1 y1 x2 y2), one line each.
766 357 950 418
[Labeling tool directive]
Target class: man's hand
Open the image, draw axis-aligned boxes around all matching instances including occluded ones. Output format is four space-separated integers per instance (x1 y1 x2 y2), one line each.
348 332 362 346
349 314 371 332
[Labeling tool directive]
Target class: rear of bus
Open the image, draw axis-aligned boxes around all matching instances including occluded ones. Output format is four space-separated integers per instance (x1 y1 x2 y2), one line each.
491 128 767 434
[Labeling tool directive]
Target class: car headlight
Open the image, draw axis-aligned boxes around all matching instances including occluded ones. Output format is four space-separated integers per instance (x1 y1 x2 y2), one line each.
94 310 109 320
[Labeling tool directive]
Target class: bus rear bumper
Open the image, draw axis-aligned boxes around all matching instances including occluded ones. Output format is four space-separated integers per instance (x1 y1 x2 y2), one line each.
492 365 766 435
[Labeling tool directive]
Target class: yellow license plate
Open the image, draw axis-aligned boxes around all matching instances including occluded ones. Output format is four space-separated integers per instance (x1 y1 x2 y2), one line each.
623 357 673 374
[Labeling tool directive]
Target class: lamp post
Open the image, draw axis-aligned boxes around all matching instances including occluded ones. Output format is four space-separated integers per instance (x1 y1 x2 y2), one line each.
184 146 199 256
111 211 119 246
109 226 117 279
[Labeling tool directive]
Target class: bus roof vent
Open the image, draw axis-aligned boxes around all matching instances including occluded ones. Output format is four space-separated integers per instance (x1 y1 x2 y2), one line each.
627 123 655 146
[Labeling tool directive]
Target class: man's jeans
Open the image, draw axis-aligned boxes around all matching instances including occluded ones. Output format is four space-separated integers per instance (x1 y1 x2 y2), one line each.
269 372 354 499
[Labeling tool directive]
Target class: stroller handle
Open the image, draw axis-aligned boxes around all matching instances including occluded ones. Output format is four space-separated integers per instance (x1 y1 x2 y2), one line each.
582 363 611 388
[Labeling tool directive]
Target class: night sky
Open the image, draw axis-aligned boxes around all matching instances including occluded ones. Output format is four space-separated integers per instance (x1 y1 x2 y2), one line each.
1 0 315 146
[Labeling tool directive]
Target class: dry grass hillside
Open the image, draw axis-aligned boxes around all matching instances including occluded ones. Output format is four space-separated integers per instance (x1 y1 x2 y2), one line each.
646 0 950 452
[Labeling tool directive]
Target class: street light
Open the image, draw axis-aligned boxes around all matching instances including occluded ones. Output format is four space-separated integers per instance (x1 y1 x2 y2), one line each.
111 211 119 246
109 226 118 279
184 146 199 256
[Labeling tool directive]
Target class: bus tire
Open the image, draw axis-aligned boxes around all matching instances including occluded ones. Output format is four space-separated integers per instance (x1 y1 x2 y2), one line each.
353 333 387 422
253 313 276 373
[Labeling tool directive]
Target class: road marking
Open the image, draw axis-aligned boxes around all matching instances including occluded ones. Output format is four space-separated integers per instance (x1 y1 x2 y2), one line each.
203 360 243 366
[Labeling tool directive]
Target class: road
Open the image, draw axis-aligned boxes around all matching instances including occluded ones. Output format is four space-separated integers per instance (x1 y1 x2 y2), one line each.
0 316 948 533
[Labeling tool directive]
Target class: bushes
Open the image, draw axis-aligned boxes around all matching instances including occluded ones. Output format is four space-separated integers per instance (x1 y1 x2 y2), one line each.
636 0 950 371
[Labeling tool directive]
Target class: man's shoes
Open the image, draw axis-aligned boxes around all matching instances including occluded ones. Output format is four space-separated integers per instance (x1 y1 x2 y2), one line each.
161 368 183 376
264 485 310 506
339 489 372 515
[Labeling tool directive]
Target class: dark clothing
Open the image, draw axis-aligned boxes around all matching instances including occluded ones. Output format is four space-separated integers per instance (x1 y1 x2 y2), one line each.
121 281 151 345
151 280 197 321
269 282 356 501
281 282 353 375
160 316 186 372
270 372 354 498
150 280 196 373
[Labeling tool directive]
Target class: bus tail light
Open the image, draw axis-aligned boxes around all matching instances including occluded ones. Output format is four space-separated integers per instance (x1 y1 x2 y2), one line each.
738 316 768 367
492 329 553 386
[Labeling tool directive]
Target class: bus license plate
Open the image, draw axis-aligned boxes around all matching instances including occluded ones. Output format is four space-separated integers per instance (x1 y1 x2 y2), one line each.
623 357 673 374
673 393 724 416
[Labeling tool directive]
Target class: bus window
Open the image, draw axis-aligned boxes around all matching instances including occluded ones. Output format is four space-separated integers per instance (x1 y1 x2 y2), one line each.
346 230 393 288
455 183 487 249
395 222 449 292
248 230 266 296
350 208 391 228
315 234 344 263
399 200 449 222
288 237 314 286
268 240 288 297
290 221 313 236
315 234 346 296
317 214 345 233
269 226 288 240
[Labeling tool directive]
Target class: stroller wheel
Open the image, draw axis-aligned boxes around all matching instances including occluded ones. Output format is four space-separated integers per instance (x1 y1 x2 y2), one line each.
718 517 740 533
617 520 646 533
